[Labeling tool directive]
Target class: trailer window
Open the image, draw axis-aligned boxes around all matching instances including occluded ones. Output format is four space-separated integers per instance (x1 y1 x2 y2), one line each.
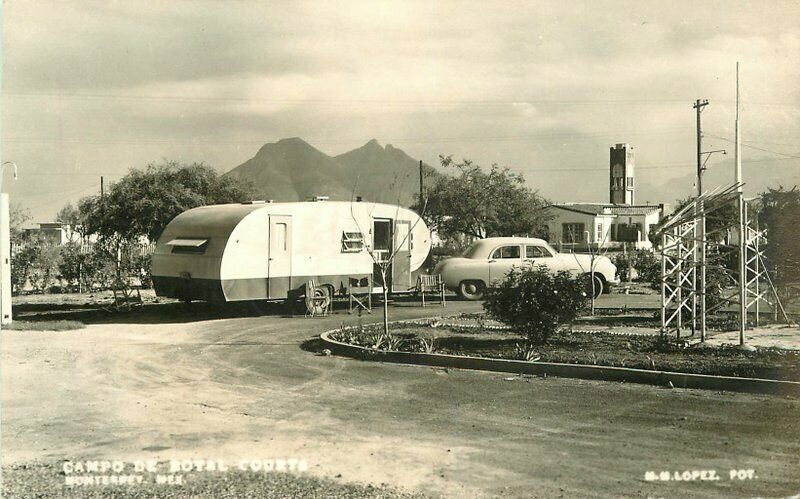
167 238 209 255
342 231 364 253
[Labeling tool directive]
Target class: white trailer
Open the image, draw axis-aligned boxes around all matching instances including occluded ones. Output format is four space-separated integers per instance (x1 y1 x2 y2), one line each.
151 200 431 304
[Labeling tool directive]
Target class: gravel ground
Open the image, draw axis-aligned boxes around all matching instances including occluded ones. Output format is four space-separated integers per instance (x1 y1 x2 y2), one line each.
2 463 426 499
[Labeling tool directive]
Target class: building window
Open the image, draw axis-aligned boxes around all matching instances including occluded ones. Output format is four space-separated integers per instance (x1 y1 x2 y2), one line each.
627 176 634 188
596 222 604 242
341 231 364 252
611 223 644 242
562 223 585 243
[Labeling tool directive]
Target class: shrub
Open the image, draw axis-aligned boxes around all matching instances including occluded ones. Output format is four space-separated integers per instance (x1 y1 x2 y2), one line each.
613 249 660 285
483 265 587 345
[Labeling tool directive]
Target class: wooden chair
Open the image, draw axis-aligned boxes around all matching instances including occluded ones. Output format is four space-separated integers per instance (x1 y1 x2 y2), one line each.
416 274 445 307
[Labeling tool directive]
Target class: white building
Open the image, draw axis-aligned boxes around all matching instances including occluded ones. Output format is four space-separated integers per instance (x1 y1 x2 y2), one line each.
545 143 666 251
547 203 664 251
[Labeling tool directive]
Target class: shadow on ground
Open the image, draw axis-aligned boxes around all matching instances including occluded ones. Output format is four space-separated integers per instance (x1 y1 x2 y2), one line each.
12 300 298 325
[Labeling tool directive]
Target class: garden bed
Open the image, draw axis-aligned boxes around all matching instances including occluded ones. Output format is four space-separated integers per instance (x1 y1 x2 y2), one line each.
328 316 800 382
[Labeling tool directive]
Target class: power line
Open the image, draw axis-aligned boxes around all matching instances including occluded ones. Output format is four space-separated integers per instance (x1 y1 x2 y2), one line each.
3 127 694 146
4 91 799 107
705 132 800 159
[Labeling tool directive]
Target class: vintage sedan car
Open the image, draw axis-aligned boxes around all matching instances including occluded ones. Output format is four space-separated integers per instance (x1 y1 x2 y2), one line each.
433 237 619 300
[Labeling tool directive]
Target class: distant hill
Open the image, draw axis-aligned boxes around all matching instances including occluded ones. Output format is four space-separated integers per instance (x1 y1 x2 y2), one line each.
225 137 439 206
636 158 800 205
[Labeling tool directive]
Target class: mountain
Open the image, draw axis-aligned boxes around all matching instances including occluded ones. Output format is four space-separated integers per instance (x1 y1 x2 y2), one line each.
334 139 433 206
225 138 438 206
224 137 352 201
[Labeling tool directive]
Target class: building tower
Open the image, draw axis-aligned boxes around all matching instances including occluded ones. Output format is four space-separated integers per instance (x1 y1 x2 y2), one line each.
610 143 635 205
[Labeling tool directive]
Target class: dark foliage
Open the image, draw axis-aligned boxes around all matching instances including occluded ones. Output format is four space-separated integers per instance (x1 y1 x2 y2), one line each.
482 266 587 344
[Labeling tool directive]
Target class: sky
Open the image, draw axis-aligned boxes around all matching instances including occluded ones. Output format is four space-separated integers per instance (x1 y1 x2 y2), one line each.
2 0 799 224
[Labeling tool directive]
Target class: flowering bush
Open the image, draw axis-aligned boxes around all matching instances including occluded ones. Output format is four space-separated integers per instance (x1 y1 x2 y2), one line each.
482 266 588 345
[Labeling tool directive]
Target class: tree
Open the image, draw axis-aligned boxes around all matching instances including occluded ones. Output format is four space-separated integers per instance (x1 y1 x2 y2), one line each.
76 161 255 295
56 202 87 242
9 202 31 244
759 186 800 286
419 156 551 242
350 196 427 336
79 161 256 242
19 233 63 293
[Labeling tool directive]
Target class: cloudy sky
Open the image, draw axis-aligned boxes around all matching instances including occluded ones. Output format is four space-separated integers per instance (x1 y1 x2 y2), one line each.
2 0 799 223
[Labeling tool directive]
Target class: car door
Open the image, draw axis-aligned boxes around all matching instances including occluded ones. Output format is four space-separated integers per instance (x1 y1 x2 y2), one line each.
488 244 522 285
524 244 563 273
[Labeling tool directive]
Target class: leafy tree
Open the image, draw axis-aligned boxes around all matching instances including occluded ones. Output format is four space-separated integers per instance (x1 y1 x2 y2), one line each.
55 202 88 242
75 161 255 292
79 161 256 242
9 202 31 244
58 242 88 291
25 235 63 293
483 266 587 345
759 186 800 286
10 245 36 295
419 156 551 241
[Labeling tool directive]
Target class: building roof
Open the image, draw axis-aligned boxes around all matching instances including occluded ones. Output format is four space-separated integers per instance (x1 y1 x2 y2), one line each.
550 203 662 217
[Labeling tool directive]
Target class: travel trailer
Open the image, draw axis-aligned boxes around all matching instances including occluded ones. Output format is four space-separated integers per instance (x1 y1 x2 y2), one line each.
151 200 431 304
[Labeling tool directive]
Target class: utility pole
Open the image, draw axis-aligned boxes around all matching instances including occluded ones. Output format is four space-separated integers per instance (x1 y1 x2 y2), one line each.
694 99 708 195
735 62 748 347
419 160 424 209
693 99 709 341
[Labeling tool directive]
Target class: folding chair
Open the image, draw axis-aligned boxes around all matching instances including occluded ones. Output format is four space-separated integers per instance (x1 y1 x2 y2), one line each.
348 276 372 314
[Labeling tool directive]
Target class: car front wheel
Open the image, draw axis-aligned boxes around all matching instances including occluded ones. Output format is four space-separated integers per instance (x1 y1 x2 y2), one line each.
458 280 485 301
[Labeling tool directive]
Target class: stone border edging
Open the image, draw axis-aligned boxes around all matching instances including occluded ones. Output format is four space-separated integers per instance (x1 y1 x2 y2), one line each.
319 326 800 397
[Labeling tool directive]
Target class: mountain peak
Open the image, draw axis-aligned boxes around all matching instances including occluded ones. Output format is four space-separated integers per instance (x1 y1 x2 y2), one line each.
226 137 439 206
276 137 311 147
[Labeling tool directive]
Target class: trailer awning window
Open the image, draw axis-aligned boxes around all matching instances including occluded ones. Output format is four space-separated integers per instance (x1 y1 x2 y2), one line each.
341 231 364 253
167 238 209 254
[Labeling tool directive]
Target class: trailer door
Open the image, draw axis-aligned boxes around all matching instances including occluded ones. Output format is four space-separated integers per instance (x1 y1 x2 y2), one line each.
268 215 292 298
392 220 412 291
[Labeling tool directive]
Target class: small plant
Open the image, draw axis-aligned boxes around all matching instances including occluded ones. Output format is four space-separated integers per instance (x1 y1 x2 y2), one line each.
514 342 540 361
366 332 387 350
418 336 437 353
383 333 405 351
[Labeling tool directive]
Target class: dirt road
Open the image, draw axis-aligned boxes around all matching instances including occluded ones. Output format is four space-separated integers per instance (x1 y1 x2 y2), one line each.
3 299 799 497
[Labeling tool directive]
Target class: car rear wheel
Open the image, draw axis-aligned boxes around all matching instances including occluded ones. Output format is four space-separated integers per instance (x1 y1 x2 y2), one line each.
458 280 485 301
585 273 604 298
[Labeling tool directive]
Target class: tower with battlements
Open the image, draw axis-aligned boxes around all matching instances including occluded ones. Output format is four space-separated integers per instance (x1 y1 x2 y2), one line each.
610 143 634 205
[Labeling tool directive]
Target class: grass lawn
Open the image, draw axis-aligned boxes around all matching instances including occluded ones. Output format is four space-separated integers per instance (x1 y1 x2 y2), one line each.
3 320 85 331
